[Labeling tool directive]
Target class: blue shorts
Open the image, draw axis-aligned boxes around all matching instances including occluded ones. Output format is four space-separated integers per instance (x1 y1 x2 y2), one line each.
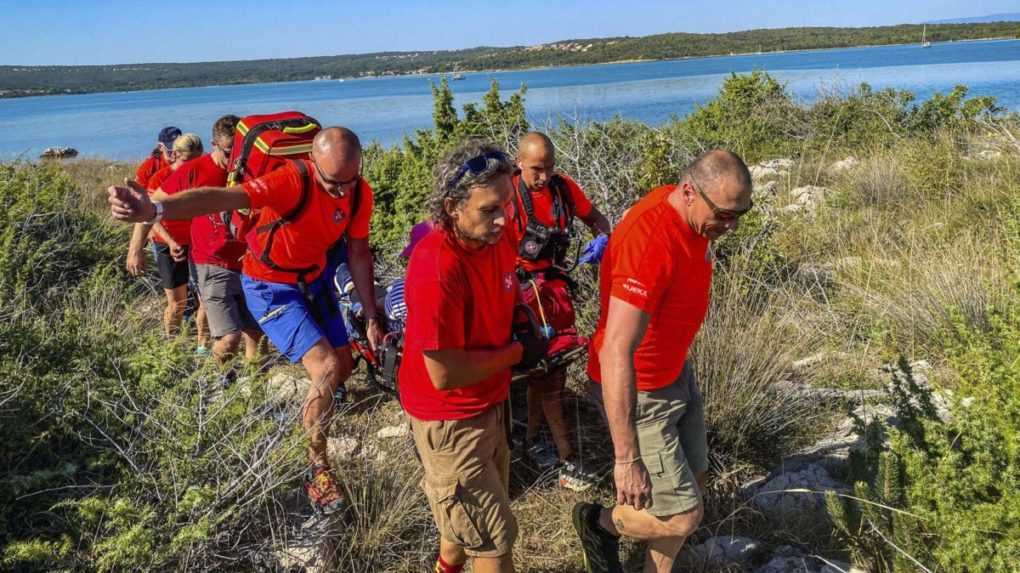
242 274 349 363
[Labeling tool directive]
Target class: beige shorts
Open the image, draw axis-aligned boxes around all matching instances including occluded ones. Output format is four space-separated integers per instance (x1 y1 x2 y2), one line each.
409 404 517 557
588 362 708 516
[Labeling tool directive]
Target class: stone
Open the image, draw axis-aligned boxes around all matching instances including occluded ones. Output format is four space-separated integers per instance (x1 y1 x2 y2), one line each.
679 535 765 568
828 157 860 173
754 180 779 197
774 397 896 474
790 185 829 210
39 146 78 159
266 373 311 406
327 436 360 460
750 158 794 180
375 424 409 439
752 463 848 529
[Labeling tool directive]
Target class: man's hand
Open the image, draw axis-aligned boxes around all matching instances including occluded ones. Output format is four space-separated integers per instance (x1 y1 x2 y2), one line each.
614 459 653 511
365 317 384 352
109 178 156 223
169 242 187 262
514 328 549 369
126 248 146 276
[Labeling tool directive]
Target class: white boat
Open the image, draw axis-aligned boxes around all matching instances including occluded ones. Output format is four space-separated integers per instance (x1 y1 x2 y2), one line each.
922 24 932 48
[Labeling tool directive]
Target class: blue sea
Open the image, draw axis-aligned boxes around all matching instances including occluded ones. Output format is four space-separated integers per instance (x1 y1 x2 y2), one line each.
1 39 1018 160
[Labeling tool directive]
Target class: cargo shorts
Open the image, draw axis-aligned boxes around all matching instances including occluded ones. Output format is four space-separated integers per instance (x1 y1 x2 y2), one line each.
409 405 517 557
588 361 708 516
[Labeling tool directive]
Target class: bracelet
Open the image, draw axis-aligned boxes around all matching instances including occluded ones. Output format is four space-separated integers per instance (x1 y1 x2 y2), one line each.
614 458 641 465
149 201 165 223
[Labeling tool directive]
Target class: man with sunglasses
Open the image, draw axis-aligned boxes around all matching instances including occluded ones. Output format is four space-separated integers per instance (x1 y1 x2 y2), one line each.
107 127 380 516
399 140 547 573
573 149 752 573
135 125 180 186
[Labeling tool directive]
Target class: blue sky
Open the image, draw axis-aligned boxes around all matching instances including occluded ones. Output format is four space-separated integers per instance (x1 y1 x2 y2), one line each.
0 0 1016 65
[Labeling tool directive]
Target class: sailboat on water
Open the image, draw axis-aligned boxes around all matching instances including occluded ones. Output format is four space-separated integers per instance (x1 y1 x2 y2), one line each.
922 24 932 48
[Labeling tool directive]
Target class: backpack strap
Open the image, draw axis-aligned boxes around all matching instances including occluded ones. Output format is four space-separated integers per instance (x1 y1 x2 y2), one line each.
547 174 575 230
254 159 319 280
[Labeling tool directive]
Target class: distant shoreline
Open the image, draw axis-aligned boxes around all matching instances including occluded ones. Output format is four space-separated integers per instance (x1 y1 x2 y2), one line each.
1 22 1016 99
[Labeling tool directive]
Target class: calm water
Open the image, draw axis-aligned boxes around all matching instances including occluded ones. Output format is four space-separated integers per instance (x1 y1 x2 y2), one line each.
1 39 1019 160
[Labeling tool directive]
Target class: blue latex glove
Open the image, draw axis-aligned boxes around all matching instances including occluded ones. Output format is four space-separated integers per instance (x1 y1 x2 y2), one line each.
578 234 609 265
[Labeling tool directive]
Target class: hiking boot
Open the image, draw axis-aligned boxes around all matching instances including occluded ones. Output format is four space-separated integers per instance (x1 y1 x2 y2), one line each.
572 502 622 573
559 459 600 492
526 438 559 471
304 465 345 516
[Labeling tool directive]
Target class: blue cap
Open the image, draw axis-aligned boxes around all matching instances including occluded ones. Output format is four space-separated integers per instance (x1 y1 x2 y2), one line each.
157 126 182 147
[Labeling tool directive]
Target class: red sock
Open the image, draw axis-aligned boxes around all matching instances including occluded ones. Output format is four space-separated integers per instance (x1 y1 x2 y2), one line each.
435 555 464 573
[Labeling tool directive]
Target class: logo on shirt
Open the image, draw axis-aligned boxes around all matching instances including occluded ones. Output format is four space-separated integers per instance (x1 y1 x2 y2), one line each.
333 209 346 225
503 272 514 292
622 278 648 298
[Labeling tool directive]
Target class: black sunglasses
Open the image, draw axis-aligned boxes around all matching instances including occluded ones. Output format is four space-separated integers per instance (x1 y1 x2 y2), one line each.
313 157 361 193
449 151 510 189
688 176 753 220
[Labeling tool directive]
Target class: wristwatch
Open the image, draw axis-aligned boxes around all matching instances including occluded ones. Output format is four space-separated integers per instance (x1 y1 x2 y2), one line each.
150 201 165 223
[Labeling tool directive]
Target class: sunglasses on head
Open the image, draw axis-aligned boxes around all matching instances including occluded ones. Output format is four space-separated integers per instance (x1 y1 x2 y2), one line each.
688 176 753 220
449 150 510 189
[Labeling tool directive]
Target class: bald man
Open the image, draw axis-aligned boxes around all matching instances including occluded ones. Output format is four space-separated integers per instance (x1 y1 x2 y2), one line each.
511 131 610 491
573 150 753 573
108 127 380 516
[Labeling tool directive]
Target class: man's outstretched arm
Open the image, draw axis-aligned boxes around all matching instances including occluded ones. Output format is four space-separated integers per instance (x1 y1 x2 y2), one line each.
109 178 250 223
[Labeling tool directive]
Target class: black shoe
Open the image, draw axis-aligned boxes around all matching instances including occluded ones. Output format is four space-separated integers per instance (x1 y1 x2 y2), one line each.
572 502 622 573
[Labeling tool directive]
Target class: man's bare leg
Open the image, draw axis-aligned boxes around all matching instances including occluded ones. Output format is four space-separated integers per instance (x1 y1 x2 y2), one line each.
211 332 241 363
597 501 704 573
196 301 209 349
538 371 573 461
439 538 467 570
299 341 354 467
242 329 262 362
163 285 187 336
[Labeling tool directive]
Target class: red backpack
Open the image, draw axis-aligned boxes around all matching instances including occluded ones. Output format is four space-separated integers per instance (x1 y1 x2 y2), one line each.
224 111 321 241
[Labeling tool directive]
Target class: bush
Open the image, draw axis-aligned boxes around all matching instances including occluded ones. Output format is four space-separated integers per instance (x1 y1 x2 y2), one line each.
828 308 1020 571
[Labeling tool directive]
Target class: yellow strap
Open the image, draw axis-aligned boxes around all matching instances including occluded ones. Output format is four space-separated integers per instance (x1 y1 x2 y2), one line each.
282 123 319 135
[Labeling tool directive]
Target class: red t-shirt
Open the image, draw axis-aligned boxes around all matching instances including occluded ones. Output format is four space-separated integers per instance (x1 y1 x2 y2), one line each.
136 154 168 186
399 227 519 421
511 173 593 272
588 185 713 392
160 154 246 270
240 160 373 284
146 165 192 247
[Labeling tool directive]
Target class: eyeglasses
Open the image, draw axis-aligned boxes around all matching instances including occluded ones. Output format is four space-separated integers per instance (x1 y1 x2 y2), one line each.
313 157 361 195
449 150 510 189
688 176 752 220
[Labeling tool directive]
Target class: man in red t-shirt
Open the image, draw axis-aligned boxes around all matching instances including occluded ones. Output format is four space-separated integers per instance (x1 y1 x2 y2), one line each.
108 127 380 516
511 131 611 491
126 133 205 340
399 141 546 573
135 126 180 186
572 150 752 573
153 115 262 363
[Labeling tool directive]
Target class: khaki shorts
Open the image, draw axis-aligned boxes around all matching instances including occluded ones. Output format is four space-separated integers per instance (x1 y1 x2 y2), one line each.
409 405 517 557
588 362 708 517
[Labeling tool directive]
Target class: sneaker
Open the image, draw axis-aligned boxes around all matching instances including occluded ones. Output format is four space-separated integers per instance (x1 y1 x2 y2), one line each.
526 438 559 471
195 345 209 357
572 502 622 573
304 465 346 516
559 459 600 492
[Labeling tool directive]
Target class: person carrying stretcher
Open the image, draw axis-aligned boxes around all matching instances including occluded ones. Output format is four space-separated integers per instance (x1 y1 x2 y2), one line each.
511 131 611 491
